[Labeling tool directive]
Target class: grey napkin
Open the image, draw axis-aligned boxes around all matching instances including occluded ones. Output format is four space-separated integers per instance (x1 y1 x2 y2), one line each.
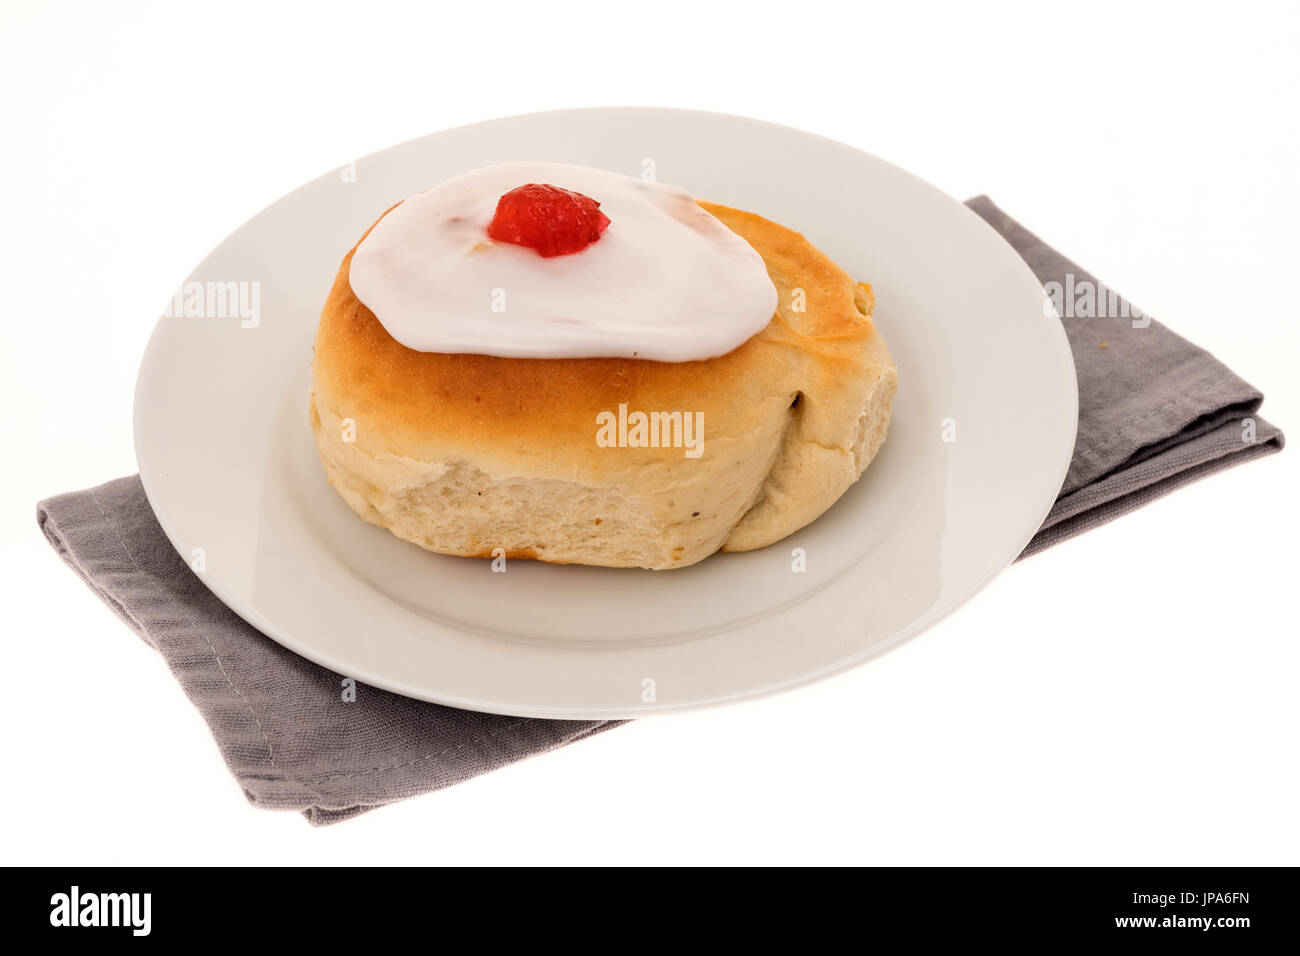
964 197 1284 555
37 198 1283 824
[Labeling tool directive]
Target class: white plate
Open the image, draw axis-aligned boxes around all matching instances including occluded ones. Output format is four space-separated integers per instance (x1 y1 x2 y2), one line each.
134 108 1077 719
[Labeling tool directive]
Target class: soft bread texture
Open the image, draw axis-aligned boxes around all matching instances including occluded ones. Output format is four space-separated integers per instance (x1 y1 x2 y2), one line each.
310 200 897 569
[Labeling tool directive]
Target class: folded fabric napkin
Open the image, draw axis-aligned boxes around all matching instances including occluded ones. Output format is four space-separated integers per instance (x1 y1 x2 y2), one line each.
964 198 1284 554
37 197 1283 823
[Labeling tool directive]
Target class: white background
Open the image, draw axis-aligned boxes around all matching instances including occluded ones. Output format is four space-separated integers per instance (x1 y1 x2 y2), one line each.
2 1 1296 865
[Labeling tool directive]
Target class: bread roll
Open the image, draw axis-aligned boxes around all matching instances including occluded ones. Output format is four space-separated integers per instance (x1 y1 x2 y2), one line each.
310 200 897 569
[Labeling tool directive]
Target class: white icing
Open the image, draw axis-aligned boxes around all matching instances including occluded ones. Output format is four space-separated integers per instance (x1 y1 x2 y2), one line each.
348 162 777 361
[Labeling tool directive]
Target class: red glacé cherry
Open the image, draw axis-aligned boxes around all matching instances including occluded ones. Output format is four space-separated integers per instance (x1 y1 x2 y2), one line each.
486 183 611 257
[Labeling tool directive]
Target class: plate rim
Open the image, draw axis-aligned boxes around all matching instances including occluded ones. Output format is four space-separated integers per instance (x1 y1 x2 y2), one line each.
134 106 1079 719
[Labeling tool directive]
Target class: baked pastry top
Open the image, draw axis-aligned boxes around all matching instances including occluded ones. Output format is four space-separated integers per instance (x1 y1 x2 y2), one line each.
310 199 897 569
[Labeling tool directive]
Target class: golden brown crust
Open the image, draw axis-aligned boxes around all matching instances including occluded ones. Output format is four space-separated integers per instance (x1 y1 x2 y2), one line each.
310 199 896 569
